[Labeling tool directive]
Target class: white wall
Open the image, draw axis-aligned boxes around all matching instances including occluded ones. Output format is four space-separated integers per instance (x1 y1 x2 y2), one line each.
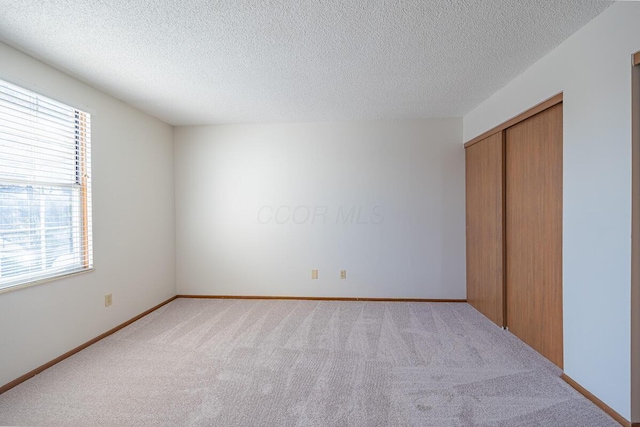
632 61 640 423
0 42 176 387
175 119 465 299
463 2 640 420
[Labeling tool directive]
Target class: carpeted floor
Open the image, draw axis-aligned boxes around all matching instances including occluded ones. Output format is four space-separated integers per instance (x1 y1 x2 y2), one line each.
0 299 619 426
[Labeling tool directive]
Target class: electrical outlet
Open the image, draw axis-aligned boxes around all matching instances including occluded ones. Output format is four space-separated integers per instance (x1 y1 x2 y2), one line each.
340 270 347 279
105 294 112 307
311 269 318 279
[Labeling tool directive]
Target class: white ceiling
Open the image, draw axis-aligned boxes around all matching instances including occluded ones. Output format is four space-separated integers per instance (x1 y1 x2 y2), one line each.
0 0 612 126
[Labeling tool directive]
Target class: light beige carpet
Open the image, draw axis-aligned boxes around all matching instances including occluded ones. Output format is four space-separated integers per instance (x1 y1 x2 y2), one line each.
0 299 619 426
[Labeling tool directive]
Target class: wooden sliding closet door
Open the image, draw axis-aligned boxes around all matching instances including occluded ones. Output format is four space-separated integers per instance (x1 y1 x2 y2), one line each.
506 103 563 368
466 132 505 327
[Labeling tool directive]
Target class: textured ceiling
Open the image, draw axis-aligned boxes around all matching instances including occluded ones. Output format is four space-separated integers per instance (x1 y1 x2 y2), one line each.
0 0 612 126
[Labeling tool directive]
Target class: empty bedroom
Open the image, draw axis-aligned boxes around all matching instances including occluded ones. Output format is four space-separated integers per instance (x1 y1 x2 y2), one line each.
0 0 639 426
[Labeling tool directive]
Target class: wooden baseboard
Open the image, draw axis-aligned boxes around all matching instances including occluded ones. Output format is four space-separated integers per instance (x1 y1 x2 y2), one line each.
11 293 636 427
0 295 177 395
561 373 630 427
0 294 463 395
177 294 466 302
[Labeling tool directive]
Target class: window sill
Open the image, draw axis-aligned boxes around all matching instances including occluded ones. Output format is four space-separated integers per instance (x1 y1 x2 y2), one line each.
0 268 96 295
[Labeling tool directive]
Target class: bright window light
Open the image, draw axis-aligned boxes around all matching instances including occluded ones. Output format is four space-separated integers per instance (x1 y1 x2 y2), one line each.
0 78 93 291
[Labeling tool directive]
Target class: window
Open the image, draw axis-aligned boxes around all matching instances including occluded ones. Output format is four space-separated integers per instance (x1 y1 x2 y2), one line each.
0 79 93 291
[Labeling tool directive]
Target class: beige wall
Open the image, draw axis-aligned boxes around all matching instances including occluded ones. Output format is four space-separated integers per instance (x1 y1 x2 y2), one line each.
632 59 640 423
174 119 465 299
0 42 176 387
464 2 640 420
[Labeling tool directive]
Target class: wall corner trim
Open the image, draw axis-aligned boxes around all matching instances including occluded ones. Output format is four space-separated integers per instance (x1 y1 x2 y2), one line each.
176 294 467 302
561 373 631 427
464 92 563 149
0 295 178 395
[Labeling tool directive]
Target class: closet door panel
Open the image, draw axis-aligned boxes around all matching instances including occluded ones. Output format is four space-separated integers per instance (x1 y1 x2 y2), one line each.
466 132 505 327
506 103 563 368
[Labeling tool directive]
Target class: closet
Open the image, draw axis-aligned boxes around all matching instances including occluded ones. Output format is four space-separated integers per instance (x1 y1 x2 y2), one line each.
465 95 563 368
465 132 504 327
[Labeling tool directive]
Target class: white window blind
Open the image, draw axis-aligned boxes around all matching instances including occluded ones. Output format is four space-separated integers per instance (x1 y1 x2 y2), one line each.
0 79 93 291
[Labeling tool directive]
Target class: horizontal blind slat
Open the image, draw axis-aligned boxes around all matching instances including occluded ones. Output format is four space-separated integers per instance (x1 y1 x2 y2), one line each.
0 78 92 291
0 96 74 123
0 83 79 116
0 111 83 142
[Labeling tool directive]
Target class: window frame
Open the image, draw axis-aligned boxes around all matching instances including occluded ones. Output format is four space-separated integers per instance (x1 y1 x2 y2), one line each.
0 79 94 293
